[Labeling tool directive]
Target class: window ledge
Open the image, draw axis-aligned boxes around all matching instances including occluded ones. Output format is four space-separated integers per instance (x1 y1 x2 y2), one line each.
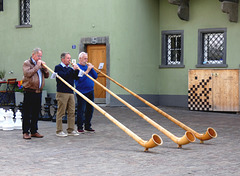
159 65 185 68
15 24 32 28
195 64 228 68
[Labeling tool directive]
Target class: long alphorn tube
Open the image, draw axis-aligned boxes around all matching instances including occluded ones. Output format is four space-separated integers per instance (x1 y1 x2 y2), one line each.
77 64 195 148
93 65 217 143
43 64 162 151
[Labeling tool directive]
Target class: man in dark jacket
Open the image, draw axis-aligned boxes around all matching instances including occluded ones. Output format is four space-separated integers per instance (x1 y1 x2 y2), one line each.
54 52 79 137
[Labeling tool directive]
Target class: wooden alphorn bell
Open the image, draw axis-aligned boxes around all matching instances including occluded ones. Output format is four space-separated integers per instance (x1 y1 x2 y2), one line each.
92 64 217 144
43 64 162 151
77 63 195 148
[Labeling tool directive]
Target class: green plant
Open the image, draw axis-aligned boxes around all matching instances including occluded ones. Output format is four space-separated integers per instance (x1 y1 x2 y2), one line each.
14 87 24 92
0 70 6 80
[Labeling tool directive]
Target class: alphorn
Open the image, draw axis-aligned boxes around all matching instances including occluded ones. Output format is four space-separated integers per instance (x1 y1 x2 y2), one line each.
43 64 162 151
92 65 217 143
76 63 195 148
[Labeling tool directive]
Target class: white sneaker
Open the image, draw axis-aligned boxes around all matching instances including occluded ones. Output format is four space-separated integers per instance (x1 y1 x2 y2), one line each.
56 131 68 137
68 130 79 136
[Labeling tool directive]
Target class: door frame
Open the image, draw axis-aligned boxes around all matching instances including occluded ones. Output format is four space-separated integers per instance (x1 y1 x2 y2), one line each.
79 36 110 105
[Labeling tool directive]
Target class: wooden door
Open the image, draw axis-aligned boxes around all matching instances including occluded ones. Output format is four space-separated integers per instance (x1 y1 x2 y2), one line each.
212 70 239 111
188 69 240 112
87 45 106 103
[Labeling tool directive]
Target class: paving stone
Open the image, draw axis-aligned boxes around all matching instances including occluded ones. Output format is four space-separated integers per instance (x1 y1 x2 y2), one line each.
0 106 239 176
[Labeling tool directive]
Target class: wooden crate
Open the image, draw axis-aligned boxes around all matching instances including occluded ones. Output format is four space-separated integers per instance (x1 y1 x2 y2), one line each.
188 69 240 112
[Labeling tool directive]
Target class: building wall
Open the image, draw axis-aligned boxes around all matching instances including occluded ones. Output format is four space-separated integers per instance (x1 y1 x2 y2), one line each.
1 0 239 107
0 0 160 106
158 0 240 107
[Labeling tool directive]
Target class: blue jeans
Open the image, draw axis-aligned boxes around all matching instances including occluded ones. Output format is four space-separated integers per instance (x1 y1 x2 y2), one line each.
76 90 94 130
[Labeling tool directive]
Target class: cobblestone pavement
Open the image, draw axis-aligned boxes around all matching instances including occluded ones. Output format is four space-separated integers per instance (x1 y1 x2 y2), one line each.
0 106 240 176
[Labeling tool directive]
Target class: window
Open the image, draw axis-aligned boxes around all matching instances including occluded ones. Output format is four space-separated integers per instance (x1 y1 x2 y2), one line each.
0 0 3 11
20 0 30 25
160 30 184 68
16 0 31 28
197 28 227 68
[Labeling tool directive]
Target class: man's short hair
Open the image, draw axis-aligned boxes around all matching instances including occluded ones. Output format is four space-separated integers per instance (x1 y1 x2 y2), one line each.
60 52 70 59
78 52 87 59
32 48 42 54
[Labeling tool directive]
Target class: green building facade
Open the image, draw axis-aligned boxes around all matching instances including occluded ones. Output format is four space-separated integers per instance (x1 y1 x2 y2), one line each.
0 0 239 107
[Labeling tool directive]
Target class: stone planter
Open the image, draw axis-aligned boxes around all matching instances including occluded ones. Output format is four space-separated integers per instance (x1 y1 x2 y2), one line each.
15 92 24 106
41 90 47 105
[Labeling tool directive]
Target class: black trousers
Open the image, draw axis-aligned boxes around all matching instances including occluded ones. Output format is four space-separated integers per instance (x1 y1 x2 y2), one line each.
22 91 42 134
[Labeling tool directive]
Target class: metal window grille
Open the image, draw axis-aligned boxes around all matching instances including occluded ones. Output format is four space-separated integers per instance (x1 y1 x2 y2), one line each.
20 0 30 25
0 0 3 11
202 32 224 65
166 34 181 65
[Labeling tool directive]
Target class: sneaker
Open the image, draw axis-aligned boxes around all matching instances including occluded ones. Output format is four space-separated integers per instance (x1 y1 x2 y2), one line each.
56 131 68 137
68 131 79 136
77 129 85 134
85 128 95 133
